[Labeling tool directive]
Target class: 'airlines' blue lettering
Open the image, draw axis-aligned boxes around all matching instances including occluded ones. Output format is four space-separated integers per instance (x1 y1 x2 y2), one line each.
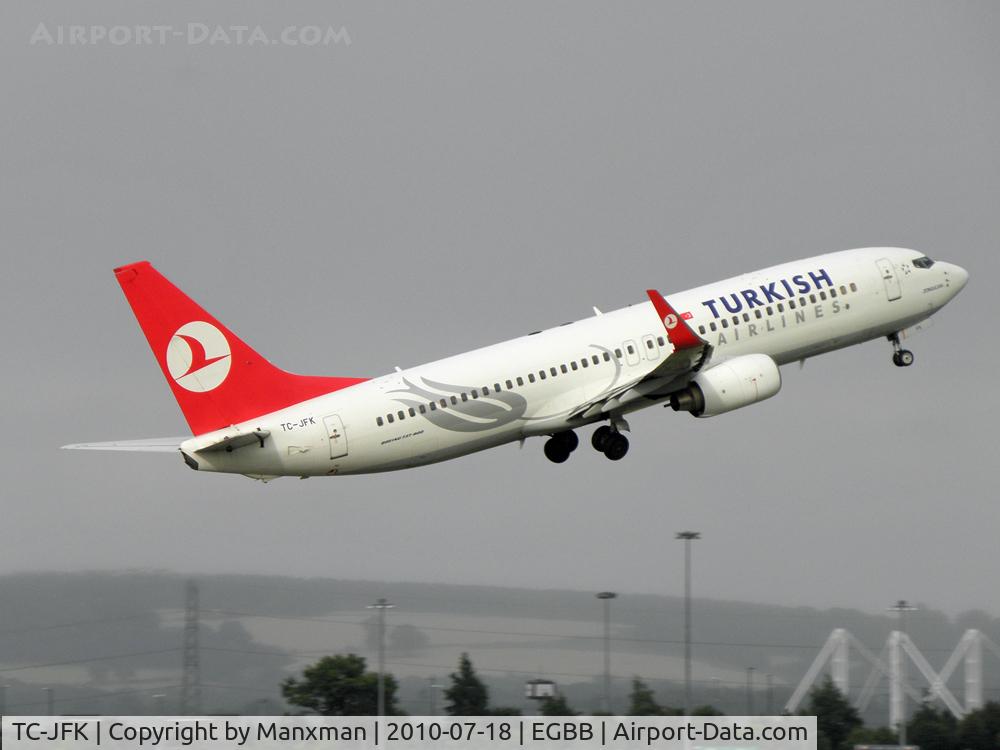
741 289 762 308
701 299 720 318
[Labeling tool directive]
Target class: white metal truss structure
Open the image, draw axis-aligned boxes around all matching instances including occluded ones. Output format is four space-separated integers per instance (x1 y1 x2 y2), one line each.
786 628 1000 725
931 629 1000 713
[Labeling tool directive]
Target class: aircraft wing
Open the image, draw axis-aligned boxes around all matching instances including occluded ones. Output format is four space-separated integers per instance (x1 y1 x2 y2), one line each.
61 437 185 452
571 290 711 419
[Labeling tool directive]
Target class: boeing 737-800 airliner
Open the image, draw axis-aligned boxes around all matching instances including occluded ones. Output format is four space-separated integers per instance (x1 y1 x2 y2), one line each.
64 248 967 478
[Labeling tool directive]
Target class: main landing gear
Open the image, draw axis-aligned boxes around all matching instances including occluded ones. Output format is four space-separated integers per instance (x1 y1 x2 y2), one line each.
543 430 579 464
543 423 630 463
591 424 630 461
888 332 914 367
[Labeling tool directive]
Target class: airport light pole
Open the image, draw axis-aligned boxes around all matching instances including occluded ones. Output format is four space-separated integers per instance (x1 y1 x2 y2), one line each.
596 592 617 713
428 678 443 715
368 598 395 717
676 531 701 715
888 600 917 747
151 694 166 715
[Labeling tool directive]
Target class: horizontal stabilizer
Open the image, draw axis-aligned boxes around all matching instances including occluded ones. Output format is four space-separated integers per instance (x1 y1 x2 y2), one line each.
61 437 185 452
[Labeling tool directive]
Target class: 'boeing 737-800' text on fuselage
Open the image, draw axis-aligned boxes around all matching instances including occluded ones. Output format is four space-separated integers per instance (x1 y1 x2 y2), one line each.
64 248 967 478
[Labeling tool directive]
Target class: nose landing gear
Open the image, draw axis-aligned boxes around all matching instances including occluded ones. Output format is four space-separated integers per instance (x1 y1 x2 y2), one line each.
888 333 914 367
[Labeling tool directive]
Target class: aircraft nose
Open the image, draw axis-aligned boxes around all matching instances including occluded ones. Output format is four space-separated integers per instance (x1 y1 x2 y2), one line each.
948 263 969 293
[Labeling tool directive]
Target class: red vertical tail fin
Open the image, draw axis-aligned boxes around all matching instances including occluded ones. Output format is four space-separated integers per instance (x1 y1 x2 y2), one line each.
114 261 367 435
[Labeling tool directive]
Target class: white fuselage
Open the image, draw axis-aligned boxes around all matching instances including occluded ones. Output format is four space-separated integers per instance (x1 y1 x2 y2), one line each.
181 248 966 477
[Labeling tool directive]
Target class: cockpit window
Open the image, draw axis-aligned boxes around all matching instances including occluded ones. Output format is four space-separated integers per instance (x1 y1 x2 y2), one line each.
913 256 935 269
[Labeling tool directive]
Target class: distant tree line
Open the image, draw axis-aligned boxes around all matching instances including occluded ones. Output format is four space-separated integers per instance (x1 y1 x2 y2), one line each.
280 652 726 717
281 651 1000 750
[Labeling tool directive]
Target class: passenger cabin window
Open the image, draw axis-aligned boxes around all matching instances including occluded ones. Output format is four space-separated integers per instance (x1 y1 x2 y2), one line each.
429 402 437 411
755 309 763 319
710 322 717 332
517 376 524 386
656 336 665 347
571 362 578 371
581 359 589 368
409 407 416 417
603 352 611 361
506 380 514 389
494 383 501 391
592 355 600 364
721 319 729 329
376 416 384 426
840 285 848 295
538 370 546 380
528 373 536 383
829 289 837 298
699 325 707 334
766 306 773 316
626 344 635 354
397 410 405 420
614 348 622 358
809 294 817 303
743 313 750 322
560 364 568 373
387 414 394 423
819 291 827 301
461 393 468 402
450 396 458 405
551 367 558 376
850 282 858 292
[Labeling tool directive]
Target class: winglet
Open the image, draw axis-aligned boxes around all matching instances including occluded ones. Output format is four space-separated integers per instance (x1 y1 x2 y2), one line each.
646 289 703 351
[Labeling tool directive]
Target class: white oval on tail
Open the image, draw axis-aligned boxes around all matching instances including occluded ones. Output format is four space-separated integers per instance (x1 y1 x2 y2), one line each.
166 321 232 392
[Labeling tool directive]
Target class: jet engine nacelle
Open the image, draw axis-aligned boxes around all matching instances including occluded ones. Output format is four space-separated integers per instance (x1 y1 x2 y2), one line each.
670 353 781 418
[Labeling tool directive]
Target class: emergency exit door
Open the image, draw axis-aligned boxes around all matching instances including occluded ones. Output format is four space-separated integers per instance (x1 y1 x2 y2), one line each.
323 414 348 459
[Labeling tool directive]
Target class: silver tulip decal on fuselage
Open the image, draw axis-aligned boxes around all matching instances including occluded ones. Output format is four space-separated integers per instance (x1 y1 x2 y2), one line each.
389 377 528 432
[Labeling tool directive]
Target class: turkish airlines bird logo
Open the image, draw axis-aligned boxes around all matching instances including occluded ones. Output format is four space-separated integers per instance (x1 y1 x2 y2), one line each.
166 321 232 392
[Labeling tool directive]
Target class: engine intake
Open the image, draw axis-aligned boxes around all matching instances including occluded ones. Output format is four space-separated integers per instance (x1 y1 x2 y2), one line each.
670 354 781 418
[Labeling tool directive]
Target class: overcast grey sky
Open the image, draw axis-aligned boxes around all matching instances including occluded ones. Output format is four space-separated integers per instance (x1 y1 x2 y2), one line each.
2 1 997 616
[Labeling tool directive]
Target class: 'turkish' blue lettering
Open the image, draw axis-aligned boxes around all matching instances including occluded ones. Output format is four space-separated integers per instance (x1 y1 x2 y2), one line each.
700 268 834 319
